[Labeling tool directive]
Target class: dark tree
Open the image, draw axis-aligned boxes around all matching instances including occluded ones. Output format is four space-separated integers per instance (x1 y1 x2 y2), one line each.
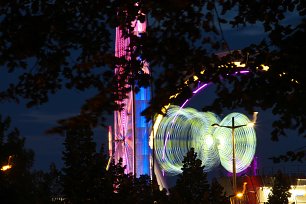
124 175 153 203
62 127 117 203
151 174 170 204
169 148 210 204
267 170 291 204
89 145 114 203
122 174 169 204
210 178 230 204
62 126 97 203
0 115 36 203
108 160 169 204
31 163 63 204
47 163 64 203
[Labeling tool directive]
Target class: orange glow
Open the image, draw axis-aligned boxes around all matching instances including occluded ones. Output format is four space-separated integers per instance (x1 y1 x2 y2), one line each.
236 192 243 198
1 164 12 171
1 155 13 171
236 182 248 199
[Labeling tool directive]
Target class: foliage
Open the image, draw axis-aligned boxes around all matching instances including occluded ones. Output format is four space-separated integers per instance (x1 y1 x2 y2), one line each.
169 148 231 204
0 115 36 203
31 164 63 204
210 178 230 204
89 145 114 203
0 0 305 144
61 126 169 203
62 126 102 203
169 148 210 204
1 115 233 203
151 174 170 204
267 170 291 204
108 159 169 204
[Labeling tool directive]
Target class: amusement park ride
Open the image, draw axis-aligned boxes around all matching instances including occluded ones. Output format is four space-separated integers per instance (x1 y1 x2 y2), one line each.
108 12 259 191
112 17 151 177
105 6 306 204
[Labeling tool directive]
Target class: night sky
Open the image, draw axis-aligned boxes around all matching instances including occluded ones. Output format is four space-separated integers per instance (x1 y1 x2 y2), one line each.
1 19 305 174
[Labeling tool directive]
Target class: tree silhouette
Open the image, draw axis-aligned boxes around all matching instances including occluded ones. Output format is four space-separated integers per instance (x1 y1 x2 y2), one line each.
151 174 170 204
47 163 64 203
90 145 114 203
267 170 291 204
62 126 98 203
106 158 169 204
210 178 230 204
169 148 210 204
31 164 63 204
0 115 36 203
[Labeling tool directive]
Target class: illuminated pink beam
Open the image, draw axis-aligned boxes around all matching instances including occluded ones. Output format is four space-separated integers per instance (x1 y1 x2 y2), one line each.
193 83 209 94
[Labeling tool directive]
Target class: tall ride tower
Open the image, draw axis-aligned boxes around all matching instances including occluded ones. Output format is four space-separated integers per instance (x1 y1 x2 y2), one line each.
112 18 151 177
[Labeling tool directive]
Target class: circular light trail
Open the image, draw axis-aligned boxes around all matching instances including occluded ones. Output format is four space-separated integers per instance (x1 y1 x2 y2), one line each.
154 107 256 175
214 112 256 173
152 66 262 178
155 106 221 175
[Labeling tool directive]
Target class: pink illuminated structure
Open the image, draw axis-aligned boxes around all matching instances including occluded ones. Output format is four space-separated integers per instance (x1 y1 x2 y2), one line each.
112 17 151 177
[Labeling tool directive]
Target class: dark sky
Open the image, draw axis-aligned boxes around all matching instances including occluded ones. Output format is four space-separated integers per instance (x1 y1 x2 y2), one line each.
1 19 305 173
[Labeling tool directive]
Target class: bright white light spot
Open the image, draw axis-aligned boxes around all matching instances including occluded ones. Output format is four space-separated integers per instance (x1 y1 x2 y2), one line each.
291 189 306 197
217 138 224 149
247 122 254 127
205 135 214 148
261 65 269 71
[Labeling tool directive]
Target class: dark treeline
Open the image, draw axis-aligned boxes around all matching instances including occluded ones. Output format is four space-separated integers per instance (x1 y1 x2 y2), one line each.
0 115 230 204
0 115 292 204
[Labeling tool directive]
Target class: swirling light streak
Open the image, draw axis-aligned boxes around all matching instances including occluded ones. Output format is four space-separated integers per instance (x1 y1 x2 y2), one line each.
152 65 264 182
214 112 256 173
155 106 222 175
155 106 256 175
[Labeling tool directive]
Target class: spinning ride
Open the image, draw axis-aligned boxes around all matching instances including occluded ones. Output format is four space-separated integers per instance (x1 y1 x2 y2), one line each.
154 106 257 175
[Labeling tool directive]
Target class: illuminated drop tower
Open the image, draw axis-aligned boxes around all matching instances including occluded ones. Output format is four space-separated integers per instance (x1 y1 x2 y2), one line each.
112 19 151 177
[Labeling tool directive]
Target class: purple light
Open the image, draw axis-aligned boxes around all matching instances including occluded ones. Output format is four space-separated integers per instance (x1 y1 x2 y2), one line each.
193 83 209 94
180 99 189 108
